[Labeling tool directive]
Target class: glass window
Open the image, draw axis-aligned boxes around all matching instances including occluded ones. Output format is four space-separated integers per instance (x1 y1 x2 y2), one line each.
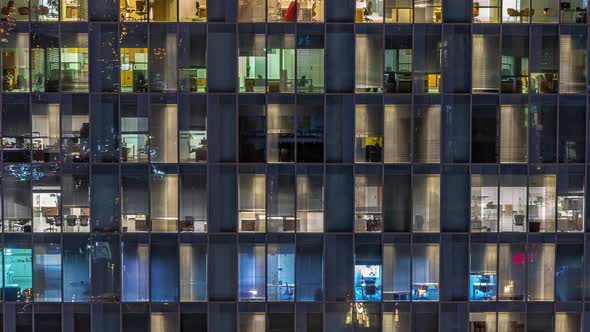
239 173 266 232
559 28 587 94
179 96 207 163
355 240 382 302
32 164 61 233
502 0 531 22
179 0 206 21
120 0 150 21
179 239 207 301
531 0 558 22
63 235 91 302
383 105 411 163
120 24 149 93
61 29 89 92
32 236 61 302
91 234 121 301
267 166 296 233
528 172 556 232
121 235 149 302
62 165 90 232
238 0 265 21
2 30 29 93
151 0 178 21
412 174 440 232
529 96 557 162
89 23 119 93
31 24 59 93
384 28 412 93
296 166 324 233
501 27 529 94
469 312 496 332
4 240 32 302
121 165 149 233
61 0 88 21
471 172 498 232
149 25 177 92
122 304 148 332
3 164 32 232
267 241 295 301
91 165 120 232
413 26 441 93
413 105 441 163
240 313 266 332
178 25 207 92
527 243 554 301
530 26 558 94
90 94 119 163
498 312 525 330
472 101 498 163
472 31 501 93
414 0 442 22
179 166 207 232
121 95 149 163
557 166 584 232
500 105 528 163
61 95 90 163
3 95 31 163
470 244 497 301
239 32 266 93
385 0 412 22
296 97 323 163
267 104 295 163
555 313 581 332
355 104 383 163
473 0 501 22
268 32 295 93
382 243 410 301
31 0 59 20
355 29 383 93
411 244 439 301
299 0 323 21
151 311 178 332
150 165 179 232
556 243 583 301
355 0 384 22
151 235 179 302
355 169 382 233
239 101 266 163
296 25 324 93
149 97 178 163
0 0 30 20
559 97 586 164
296 235 323 301
560 0 586 22
238 243 265 301
499 168 527 232
498 243 525 301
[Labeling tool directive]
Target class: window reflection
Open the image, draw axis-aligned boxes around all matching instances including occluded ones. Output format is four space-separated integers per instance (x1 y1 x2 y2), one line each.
473 0 501 22
4 246 33 302
355 171 382 233
178 25 207 93
179 166 207 232
470 244 497 301
502 0 532 23
150 166 179 232
239 243 266 301
382 243 410 301
296 169 324 233
384 29 412 93
238 0 265 22
528 173 556 232
239 32 266 93
267 166 296 233
121 0 149 21
32 98 60 163
239 173 266 232
179 0 206 21
557 167 584 232
32 25 59 92
268 33 295 93
0 0 29 21
61 32 89 92
31 0 59 21
120 24 148 93
61 95 90 163
355 104 383 163
385 0 412 22
412 174 440 233
411 244 439 301
356 0 384 22
356 30 383 93
498 243 524 301
61 0 87 21
560 0 587 23
32 164 61 233
414 0 442 23
471 173 498 232
355 241 382 302
267 242 295 301
121 96 149 163
499 171 527 232
2 31 29 92
296 26 324 93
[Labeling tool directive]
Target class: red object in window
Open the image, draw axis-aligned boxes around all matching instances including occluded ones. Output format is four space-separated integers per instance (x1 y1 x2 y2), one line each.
513 252 526 264
284 1 297 21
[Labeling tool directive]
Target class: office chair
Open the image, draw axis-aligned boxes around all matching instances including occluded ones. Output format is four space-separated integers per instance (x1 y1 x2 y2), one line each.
363 0 373 22
123 0 135 19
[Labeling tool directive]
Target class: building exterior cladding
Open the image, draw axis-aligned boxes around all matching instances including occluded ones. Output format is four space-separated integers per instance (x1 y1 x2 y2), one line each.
0 0 588 331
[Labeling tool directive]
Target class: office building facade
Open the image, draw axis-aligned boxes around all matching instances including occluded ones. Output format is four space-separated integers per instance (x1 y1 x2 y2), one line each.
0 0 587 331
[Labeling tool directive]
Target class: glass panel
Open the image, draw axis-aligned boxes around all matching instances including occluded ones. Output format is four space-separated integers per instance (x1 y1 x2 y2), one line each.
61 0 88 21
32 25 60 92
120 24 149 93
501 30 529 94
296 172 323 233
238 0 265 21
32 164 61 233
296 236 323 301
384 31 412 93
383 243 410 301
355 243 382 302
151 0 177 21
179 166 207 232
179 96 207 163
385 0 412 22
63 236 91 302
62 165 91 232
531 0 558 22
151 312 177 332
151 236 179 302
527 243 554 301
560 0 586 22
413 105 441 163
354 173 383 233
238 243 266 301
413 26 442 93
239 174 266 232
4 246 32 302
121 237 149 302
91 235 121 301
355 32 383 93
3 165 32 232
33 240 61 302
121 166 149 233
3 95 31 163
179 242 207 301
498 243 525 301
502 0 531 22
150 166 179 232
411 244 439 301
530 26 558 94
267 167 296 233
499 173 527 232
412 174 440 232
267 242 295 301
61 95 90 163
2 32 29 93
239 103 266 163
471 174 498 232
384 105 411 163
296 27 324 93
178 25 207 92
355 0 384 22
470 244 497 301
555 313 581 332
179 0 207 21
149 25 177 92
239 33 266 93
355 105 383 163
414 0 442 22
267 34 295 93
149 102 178 163
299 0 323 21
469 312 497 332
500 105 528 163
267 104 295 163
296 101 323 163
121 96 149 163
473 0 501 22
240 313 266 332
120 0 150 21
559 30 587 94
557 168 584 232
528 174 556 232
61 32 89 92
31 0 59 20
472 34 501 93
